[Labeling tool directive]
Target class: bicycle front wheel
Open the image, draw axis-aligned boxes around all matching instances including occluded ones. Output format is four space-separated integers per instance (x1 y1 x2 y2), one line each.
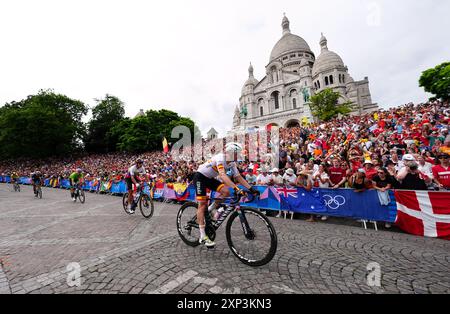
139 194 154 219
79 190 85 204
122 192 131 214
38 187 42 199
226 208 277 267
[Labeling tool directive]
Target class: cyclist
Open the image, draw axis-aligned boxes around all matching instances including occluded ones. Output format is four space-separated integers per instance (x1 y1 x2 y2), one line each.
69 169 84 202
11 171 19 185
31 170 43 197
193 142 259 248
125 159 146 214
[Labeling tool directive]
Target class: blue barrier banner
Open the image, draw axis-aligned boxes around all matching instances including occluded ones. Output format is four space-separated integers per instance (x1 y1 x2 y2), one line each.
60 179 70 189
0 178 397 222
82 181 90 191
20 177 32 185
278 188 396 222
110 181 122 194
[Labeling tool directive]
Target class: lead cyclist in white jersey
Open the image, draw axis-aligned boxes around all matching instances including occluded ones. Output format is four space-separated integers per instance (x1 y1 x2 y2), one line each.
193 142 259 248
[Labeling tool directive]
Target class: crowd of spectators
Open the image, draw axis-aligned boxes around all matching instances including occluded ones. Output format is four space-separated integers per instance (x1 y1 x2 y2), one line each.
1 101 450 202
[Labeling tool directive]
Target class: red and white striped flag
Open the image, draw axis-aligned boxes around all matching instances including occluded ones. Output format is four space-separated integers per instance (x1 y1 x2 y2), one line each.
394 190 450 240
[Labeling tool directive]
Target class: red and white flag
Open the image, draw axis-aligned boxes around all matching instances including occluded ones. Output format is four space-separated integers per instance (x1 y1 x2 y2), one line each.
394 190 450 240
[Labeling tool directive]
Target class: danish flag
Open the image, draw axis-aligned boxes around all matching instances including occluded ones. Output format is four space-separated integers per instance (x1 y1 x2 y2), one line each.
394 190 450 240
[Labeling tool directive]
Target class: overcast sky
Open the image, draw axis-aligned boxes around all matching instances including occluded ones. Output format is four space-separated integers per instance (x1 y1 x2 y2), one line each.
1 0 449 137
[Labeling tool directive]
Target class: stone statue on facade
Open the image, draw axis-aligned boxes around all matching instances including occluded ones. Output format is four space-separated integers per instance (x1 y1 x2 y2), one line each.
302 87 310 103
240 104 248 118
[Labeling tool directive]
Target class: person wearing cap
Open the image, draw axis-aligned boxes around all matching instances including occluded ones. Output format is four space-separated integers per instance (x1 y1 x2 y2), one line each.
269 168 283 186
256 167 271 185
363 160 377 180
397 160 429 191
397 154 417 181
282 168 297 186
432 153 450 190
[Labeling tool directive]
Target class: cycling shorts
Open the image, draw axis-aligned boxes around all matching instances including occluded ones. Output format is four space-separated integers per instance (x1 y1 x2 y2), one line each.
192 172 225 202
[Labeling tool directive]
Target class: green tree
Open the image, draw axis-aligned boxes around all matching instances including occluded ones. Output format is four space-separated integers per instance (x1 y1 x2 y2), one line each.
117 116 152 153
112 109 199 153
0 89 88 159
85 94 125 153
419 62 450 102
309 88 354 122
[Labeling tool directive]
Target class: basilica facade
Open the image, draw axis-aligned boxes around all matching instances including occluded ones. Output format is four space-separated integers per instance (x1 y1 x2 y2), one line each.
231 15 378 133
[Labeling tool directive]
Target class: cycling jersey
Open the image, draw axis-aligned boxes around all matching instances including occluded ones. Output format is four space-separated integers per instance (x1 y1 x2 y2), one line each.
197 154 239 179
69 172 84 182
126 165 146 178
31 173 41 184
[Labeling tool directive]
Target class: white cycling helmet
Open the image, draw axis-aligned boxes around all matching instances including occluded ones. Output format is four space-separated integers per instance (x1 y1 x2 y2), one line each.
225 142 243 154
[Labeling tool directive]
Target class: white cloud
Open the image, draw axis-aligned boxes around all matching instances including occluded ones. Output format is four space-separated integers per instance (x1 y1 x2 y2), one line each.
1 0 449 137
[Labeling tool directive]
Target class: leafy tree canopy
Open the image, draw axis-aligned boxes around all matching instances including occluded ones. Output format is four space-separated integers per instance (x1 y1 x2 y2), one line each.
0 89 88 159
419 62 450 102
309 88 354 122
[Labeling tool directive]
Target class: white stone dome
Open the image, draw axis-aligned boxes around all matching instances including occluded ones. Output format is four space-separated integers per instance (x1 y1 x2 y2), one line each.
312 50 345 77
270 33 312 61
312 33 345 77
269 14 312 62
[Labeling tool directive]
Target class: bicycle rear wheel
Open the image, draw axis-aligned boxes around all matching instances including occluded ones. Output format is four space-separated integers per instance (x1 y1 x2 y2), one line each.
225 208 277 267
17 184 20 192
139 194 154 219
177 202 201 247
38 187 42 199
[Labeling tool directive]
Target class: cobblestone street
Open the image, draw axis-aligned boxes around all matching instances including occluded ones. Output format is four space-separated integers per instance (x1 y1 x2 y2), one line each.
0 184 449 294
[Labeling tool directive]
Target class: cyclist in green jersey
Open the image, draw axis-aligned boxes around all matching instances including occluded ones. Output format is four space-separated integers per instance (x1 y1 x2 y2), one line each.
69 168 84 202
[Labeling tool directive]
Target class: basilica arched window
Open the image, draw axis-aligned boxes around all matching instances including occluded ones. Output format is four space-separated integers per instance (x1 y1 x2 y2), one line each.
271 91 280 110
260 107 264 116
290 89 298 109
342 75 345 83
325 77 329 86
329 75 334 85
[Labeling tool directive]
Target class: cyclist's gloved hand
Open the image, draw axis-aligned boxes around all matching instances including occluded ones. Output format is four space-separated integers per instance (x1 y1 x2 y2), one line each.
249 186 260 196
235 187 247 198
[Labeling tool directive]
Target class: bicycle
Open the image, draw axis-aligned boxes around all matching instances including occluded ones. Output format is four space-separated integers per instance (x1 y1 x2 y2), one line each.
176 192 277 267
73 183 85 204
122 182 154 219
12 181 20 192
34 184 42 199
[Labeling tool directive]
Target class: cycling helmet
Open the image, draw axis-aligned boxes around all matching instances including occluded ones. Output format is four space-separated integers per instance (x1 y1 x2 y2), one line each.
136 158 144 164
76 168 82 173
225 142 243 154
